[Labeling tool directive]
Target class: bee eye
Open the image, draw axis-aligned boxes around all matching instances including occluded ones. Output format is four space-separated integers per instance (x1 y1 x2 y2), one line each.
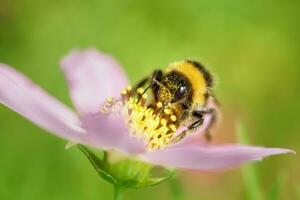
174 85 187 101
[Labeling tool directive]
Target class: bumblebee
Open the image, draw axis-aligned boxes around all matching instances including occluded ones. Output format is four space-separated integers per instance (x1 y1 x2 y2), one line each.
134 60 218 143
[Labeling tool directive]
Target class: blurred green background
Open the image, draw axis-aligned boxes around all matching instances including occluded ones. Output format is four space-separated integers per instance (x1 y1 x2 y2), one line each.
0 0 299 199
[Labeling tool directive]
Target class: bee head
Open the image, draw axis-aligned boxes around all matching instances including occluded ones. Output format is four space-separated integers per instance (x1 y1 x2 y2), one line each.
157 71 192 105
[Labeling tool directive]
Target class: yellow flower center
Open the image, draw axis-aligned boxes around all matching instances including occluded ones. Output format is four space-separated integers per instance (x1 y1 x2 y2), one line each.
100 86 178 150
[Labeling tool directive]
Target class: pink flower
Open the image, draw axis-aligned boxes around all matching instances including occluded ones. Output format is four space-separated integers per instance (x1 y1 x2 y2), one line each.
0 49 294 170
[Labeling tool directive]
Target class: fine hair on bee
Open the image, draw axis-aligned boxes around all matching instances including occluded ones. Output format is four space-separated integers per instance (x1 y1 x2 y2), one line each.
133 59 219 143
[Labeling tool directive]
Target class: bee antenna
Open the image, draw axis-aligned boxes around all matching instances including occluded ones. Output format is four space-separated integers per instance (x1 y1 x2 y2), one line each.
137 84 152 103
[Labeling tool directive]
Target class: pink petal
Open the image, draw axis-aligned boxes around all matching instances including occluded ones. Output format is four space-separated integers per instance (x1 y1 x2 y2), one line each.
0 64 85 142
142 144 294 170
60 49 128 115
81 112 145 155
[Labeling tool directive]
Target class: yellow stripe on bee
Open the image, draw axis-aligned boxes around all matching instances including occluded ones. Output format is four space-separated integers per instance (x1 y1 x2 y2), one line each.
167 61 207 105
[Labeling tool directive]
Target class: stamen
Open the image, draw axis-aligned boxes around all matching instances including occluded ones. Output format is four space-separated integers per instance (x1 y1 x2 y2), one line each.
170 115 177 122
100 107 109 113
121 89 129 102
121 89 127 95
169 124 177 132
163 108 171 115
107 97 114 103
105 97 115 108
137 87 144 95
160 118 167 126
101 86 179 150
140 93 148 106
156 102 163 109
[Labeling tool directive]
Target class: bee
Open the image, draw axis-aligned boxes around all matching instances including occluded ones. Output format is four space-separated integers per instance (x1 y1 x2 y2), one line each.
134 60 219 143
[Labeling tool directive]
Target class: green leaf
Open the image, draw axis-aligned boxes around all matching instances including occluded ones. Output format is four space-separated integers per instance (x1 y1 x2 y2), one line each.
119 171 175 188
109 159 152 183
78 145 175 189
77 144 117 185
237 122 264 200
110 159 175 188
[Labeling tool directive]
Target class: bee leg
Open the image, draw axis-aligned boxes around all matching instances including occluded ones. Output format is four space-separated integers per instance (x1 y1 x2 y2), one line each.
188 117 205 132
152 69 163 81
133 70 163 90
203 112 218 142
171 118 204 144
133 70 164 104
133 70 163 94
171 130 188 144
193 108 217 142
132 77 150 92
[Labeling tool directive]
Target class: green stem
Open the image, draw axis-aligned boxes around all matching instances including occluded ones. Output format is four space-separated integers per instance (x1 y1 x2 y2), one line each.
169 173 184 200
114 186 123 200
237 122 264 200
